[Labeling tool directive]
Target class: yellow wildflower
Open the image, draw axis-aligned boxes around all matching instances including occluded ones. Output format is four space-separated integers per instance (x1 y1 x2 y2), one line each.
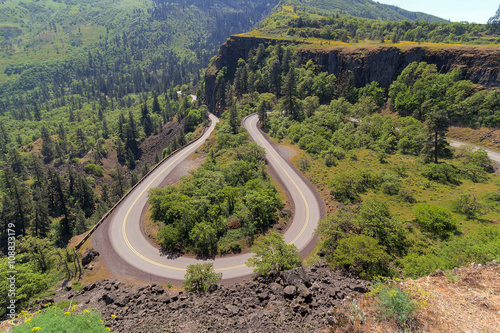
111 314 117 319
32 328 41 332
64 312 70 315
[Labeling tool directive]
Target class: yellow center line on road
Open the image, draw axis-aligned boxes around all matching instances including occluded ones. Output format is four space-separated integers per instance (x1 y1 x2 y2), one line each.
247 116 310 245
121 115 311 274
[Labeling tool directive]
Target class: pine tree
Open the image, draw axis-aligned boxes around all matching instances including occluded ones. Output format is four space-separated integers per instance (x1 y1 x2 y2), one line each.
112 164 126 199
141 103 154 137
257 100 270 130
421 109 451 163
32 190 50 238
268 59 282 97
126 110 139 159
76 127 87 152
102 117 109 139
283 66 298 119
33 101 41 121
229 105 239 135
130 171 138 187
141 163 149 178
2 170 31 236
152 94 161 114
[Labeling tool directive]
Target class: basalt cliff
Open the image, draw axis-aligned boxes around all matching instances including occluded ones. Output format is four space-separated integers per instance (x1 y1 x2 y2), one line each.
205 36 500 113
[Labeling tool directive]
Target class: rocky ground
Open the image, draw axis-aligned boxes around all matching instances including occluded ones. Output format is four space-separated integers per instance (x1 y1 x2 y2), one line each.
32 261 368 333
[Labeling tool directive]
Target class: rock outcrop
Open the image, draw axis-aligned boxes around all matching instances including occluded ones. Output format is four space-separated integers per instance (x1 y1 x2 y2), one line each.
48 262 368 332
205 35 500 113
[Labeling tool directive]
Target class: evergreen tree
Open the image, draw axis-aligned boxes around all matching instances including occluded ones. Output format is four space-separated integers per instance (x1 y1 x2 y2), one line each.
229 105 239 135
257 100 270 130
421 109 451 163
32 189 51 238
152 94 161 114
268 59 282 97
141 163 150 178
102 117 109 139
112 164 126 199
33 101 41 121
283 66 298 119
141 103 154 137
125 110 139 159
130 171 138 187
2 170 32 236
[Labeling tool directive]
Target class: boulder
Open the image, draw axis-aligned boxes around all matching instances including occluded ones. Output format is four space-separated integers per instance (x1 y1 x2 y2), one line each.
281 267 311 288
100 292 117 305
283 285 296 299
82 248 100 266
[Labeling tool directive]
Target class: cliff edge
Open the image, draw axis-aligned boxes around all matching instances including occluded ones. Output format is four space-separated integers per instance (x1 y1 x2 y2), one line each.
206 36 500 113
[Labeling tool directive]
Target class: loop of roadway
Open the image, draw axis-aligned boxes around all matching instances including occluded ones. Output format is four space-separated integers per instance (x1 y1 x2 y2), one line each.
97 113 322 284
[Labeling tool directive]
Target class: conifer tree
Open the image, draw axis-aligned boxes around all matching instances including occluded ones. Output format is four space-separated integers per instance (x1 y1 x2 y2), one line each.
421 109 451 163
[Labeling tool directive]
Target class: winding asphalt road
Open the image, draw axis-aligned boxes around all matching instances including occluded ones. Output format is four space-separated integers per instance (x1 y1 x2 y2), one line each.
100 113 322 282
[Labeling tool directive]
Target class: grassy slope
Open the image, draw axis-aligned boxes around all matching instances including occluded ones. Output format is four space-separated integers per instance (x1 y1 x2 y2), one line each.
287 0 445 22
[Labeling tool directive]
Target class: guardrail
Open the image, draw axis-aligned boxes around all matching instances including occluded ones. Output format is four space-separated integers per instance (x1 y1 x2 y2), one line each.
75 119 211 250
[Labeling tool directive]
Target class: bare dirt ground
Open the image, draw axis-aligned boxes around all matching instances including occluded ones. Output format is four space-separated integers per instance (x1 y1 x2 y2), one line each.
332 262 500 333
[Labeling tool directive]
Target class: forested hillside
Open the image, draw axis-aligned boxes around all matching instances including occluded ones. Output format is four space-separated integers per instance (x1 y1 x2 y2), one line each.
0 0 283 316
0 0 281 245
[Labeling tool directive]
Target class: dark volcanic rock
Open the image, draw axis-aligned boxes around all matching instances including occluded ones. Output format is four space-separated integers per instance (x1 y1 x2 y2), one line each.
47 264 369 333
81 248 100 266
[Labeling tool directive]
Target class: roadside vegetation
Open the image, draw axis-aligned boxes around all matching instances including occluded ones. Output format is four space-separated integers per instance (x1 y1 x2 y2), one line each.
212 42 500 281
149 113 283 256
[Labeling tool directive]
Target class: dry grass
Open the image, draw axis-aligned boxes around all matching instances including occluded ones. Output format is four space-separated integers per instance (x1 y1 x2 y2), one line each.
331 263 500 333
449 127 500 153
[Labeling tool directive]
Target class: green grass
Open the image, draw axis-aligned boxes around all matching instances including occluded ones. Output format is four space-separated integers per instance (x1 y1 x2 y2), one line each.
293 147 499 231
13 306 109 333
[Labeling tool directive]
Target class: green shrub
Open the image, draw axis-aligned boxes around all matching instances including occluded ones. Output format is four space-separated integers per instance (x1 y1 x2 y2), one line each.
356 198 408 256
422 163 460 185
378 169 402 195
182 263 222 293
460 163 489 183
398 187 416 203
246 231 301 276
219 241 242 255
452 192 491 219
402 253 445 278
413 204 457 239
332 234 392 280
12 307 109 333
329 169 376 204
83 163 103 177
372 283 418 327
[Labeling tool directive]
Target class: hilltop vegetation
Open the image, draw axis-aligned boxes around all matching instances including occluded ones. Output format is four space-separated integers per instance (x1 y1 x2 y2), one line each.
238 3 499 45
285 0 445 22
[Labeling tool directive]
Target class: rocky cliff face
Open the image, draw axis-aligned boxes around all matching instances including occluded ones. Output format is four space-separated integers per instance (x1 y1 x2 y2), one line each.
205 36 500 113
299 45 500 88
